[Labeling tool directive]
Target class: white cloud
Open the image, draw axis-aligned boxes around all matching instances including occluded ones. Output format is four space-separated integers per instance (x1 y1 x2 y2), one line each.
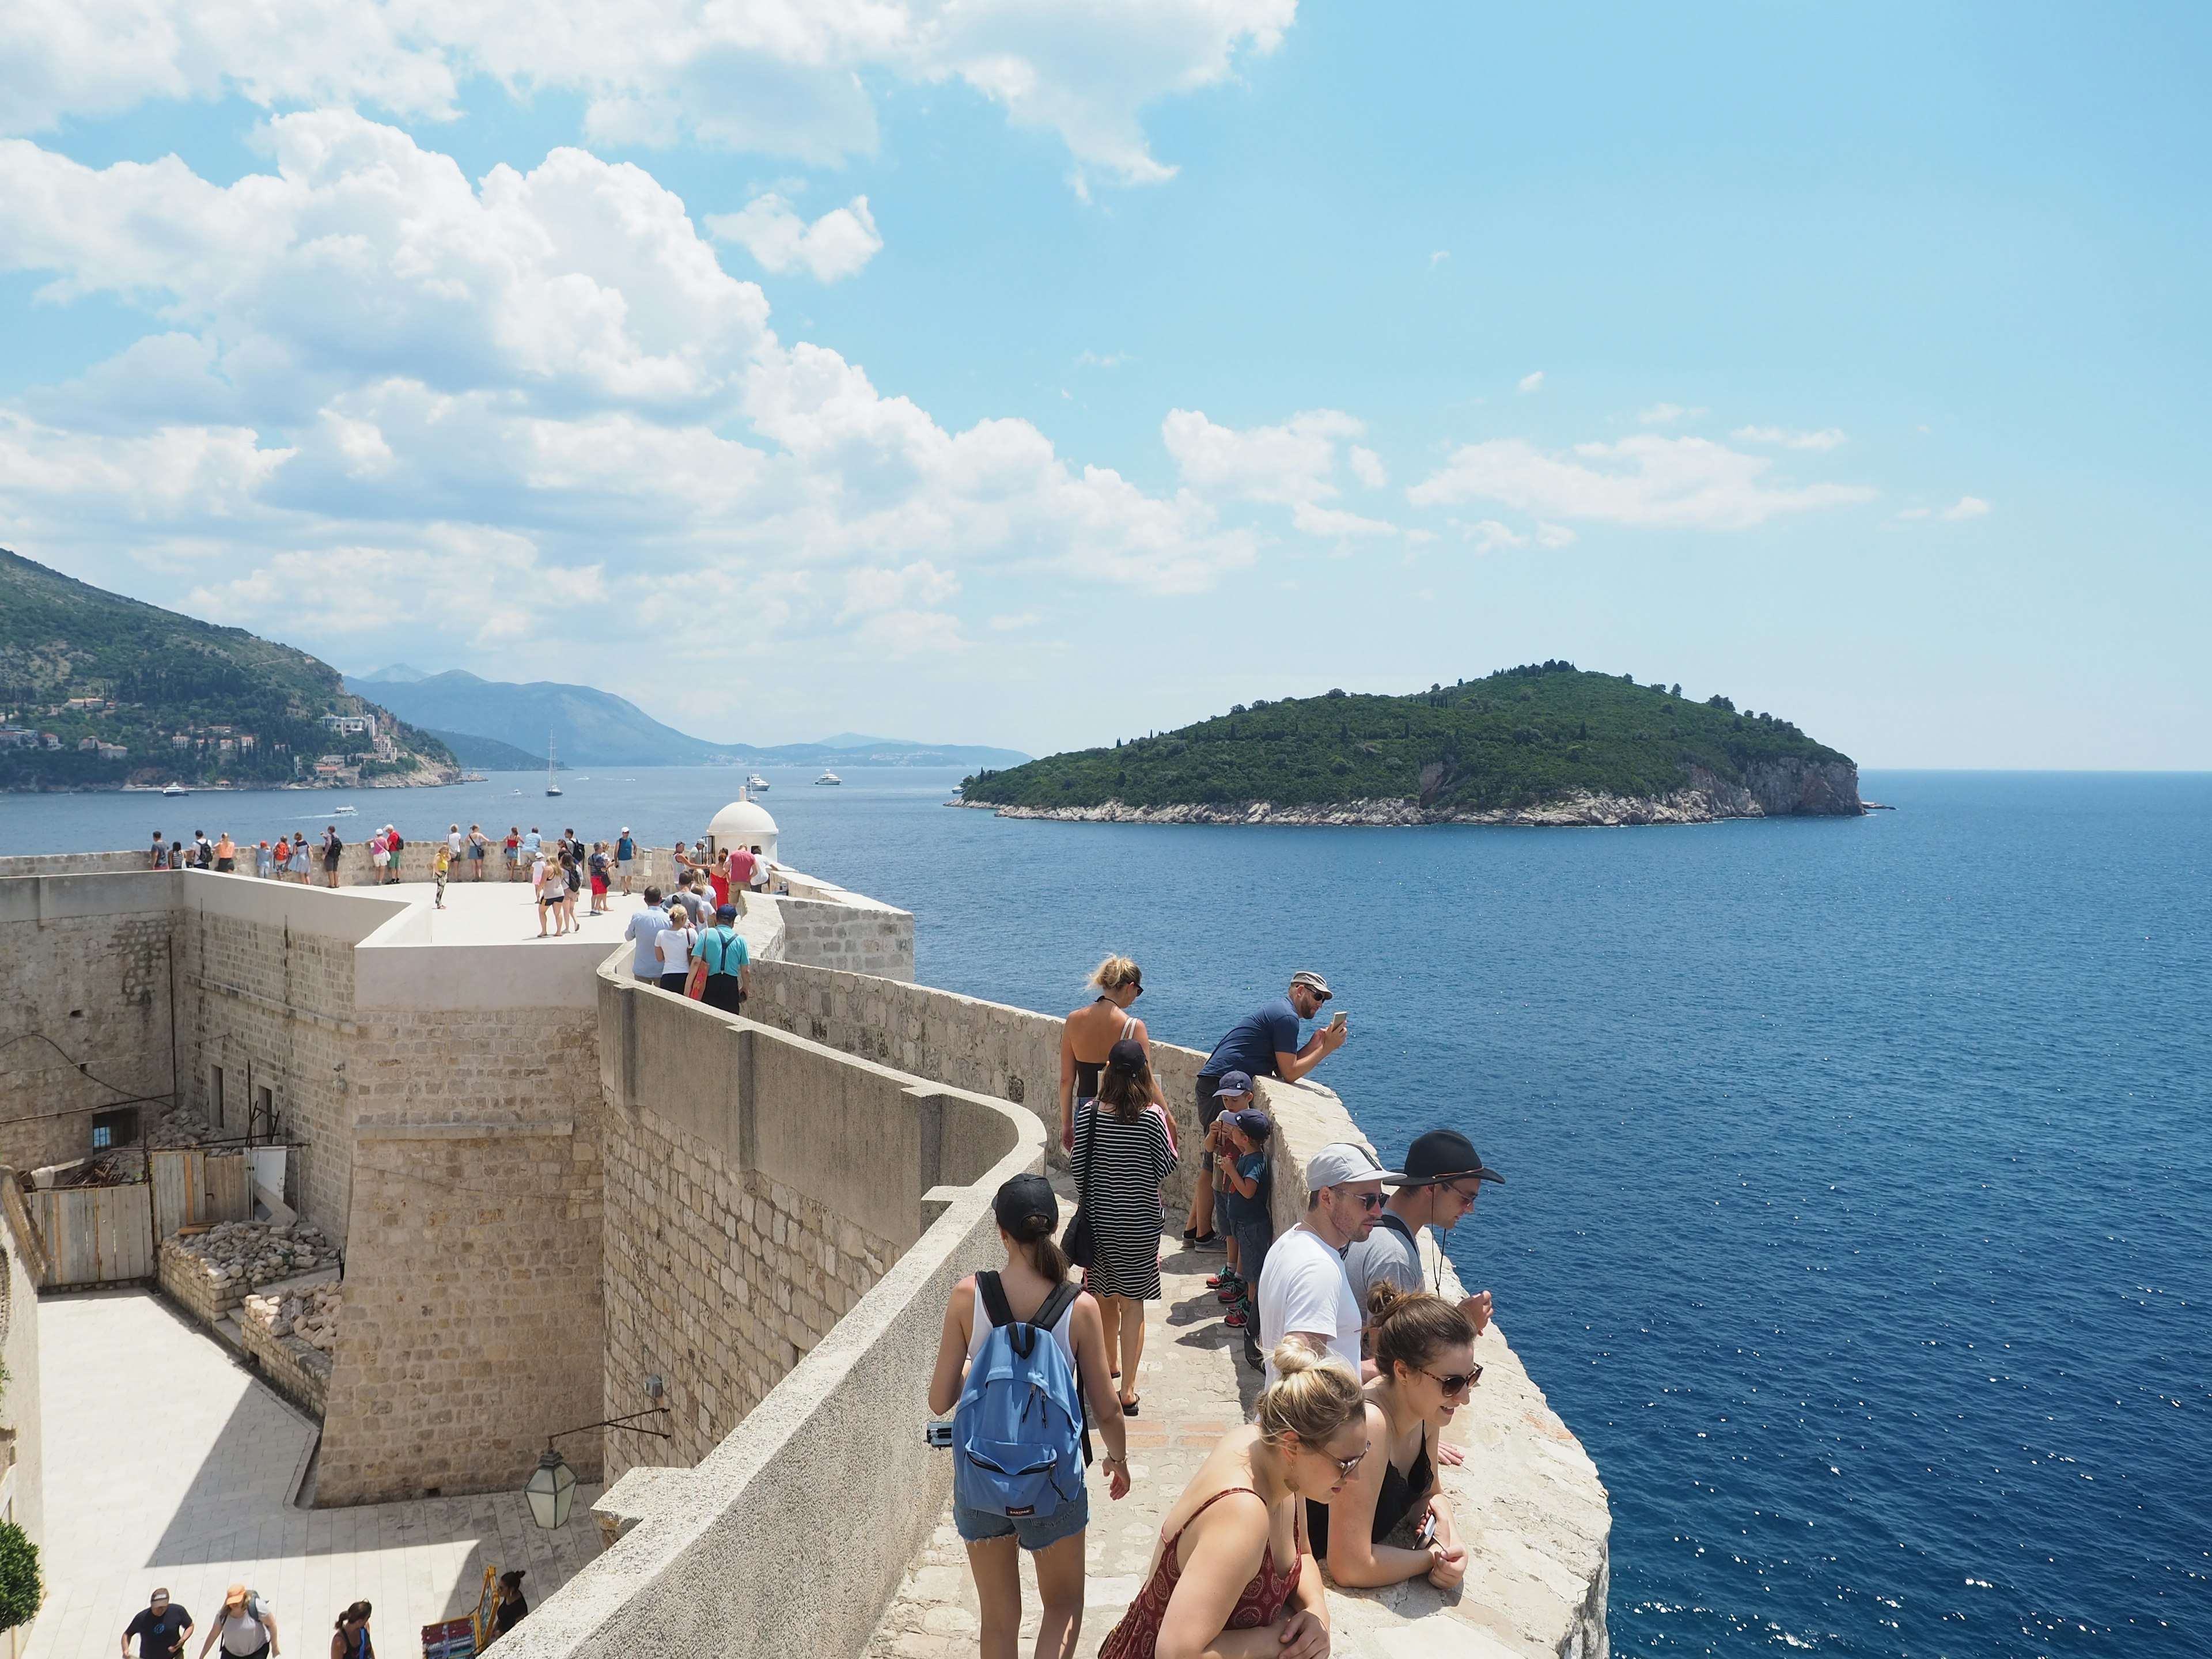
1450 517 1574 554
1348 445 1387 488
1518 370 1543 392
1290 503 1395 538
708 193 881 281
1536 521 1575 547
1637 403 1705 425
1429 250 1448 268
0 0 1294 187
1941 495 1991 521
988 612 1043 630
1407 434 1873 530
1732 424 1846 451
1163 407 1397 537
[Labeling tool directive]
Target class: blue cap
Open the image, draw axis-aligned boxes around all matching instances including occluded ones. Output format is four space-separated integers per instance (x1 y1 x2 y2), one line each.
1225 1109 1272 1142
1213 1071 1255 1097
715 904 738 921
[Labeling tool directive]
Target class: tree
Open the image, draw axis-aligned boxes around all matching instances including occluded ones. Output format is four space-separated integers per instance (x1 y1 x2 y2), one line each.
0 1521 40 1629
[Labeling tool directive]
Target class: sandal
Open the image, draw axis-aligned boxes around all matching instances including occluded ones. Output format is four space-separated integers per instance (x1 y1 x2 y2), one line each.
1191 1231 1218 1247
1119 1395 1141 1416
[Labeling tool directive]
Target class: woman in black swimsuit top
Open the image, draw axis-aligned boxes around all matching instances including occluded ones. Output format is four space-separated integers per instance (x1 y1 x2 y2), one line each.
1308 1282 1478 1589
329 1602 372 1659
1058 956 1164 1152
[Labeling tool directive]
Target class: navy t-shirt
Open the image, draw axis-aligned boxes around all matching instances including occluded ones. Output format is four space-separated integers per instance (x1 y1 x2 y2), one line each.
1203 998 1303 1081
1223 1150 1272 1229
127 1607 192 1659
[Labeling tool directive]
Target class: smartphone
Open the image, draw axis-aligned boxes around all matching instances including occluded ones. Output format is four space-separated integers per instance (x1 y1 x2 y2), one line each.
1330 1011 1348 1029
925 1421 955 1449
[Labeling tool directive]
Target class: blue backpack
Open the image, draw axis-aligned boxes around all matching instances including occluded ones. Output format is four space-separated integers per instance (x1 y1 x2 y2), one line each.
954 1272 1087 1520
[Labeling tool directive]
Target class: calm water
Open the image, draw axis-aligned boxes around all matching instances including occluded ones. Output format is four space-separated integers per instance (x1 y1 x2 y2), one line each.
6 769 2207 1656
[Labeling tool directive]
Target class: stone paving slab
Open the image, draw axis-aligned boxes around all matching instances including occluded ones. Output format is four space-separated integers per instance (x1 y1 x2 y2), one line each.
864 1222 1609 1659
24 1291 605 1659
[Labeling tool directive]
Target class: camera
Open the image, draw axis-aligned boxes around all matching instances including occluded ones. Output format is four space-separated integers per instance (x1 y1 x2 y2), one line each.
925 1421 955 1449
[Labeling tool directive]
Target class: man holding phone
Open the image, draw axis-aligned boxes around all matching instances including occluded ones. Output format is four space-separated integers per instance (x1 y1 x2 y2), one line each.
1184 970 1350 1244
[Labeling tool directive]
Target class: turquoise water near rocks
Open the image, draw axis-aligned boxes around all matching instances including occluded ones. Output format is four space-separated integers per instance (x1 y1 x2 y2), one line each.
5 768 2206 1654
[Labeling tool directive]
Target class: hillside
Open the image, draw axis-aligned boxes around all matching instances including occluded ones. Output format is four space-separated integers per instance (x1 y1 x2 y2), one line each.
959 662 1861 826
421 728 551 771
0 549 455 791
347 669 1029 770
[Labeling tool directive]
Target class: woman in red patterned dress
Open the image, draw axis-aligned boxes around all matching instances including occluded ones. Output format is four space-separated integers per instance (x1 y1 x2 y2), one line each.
1098 1344 1366 1658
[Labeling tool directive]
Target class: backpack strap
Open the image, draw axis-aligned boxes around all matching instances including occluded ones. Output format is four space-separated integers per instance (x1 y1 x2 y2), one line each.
1028 1279 1091 1465
975 1269 1034 1355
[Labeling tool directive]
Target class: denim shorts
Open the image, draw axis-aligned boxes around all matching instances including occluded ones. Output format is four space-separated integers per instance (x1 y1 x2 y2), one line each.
953 1484 1090 1551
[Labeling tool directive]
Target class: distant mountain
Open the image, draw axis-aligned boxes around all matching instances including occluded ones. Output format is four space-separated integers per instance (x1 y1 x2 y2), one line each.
0 548 455 791
422 728 551 771
344 669 1028 770
355 663 431 684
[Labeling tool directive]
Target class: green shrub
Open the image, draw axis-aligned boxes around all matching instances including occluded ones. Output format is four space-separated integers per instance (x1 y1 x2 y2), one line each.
0 1521 41 1628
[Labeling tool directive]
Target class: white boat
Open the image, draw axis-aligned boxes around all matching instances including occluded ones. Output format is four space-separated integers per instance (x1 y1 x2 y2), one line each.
814 771 843 786
161 782 189 797
747 773 769 791
546 731 562 797
332 804 358 816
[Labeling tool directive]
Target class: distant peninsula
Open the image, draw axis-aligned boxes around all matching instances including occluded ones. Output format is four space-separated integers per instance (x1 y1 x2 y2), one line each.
957 662 1862 827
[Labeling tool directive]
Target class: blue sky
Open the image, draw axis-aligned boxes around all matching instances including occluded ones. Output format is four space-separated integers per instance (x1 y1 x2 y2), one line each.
2 2 2206 765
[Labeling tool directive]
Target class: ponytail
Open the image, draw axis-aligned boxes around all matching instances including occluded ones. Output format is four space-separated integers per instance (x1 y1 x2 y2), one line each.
1008 1212 1070 1283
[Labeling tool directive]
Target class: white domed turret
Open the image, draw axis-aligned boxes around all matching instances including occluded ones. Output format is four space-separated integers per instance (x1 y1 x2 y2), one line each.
709 791 779 862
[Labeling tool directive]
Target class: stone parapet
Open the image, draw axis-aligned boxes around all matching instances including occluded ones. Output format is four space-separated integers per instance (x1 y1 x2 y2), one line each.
238 1315 334 1420
158 1237 240 1324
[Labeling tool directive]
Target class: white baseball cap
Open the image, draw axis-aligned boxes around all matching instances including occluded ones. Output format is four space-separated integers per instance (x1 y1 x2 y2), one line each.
1304 1141 1402 1190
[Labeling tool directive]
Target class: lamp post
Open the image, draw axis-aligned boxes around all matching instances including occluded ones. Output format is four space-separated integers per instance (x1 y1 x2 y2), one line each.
524 1408 672 1530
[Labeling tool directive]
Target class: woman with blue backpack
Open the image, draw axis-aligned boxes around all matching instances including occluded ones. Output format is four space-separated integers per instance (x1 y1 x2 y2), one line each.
929 1173 1131 1659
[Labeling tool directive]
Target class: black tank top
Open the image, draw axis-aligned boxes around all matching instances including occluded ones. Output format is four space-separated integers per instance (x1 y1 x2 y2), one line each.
1072 1001 1137 1099
1306 1423 1431 1560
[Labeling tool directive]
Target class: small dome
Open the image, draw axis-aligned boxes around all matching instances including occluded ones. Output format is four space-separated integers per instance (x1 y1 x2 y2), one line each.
709 794 779 861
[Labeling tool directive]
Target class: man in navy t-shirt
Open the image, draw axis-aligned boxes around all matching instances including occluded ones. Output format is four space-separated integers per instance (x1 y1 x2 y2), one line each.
124 1590 192 1659
1184 970 1348 1242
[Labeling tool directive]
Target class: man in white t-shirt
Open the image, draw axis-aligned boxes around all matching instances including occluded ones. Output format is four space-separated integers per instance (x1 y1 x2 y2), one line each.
1256 1141 1402 1388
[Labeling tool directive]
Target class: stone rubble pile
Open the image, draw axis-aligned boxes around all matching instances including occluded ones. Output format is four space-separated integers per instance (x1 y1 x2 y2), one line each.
173 1220 335 1292
243 1282 342 1351
146 1107 214 1149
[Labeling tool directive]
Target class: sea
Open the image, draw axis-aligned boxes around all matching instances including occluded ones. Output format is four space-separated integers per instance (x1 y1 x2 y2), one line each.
4 767 2206 1656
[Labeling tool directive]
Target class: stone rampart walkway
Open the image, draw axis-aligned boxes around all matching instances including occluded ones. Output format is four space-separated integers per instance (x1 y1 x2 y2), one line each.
863 1215 1608 1659
25 1291 605 1659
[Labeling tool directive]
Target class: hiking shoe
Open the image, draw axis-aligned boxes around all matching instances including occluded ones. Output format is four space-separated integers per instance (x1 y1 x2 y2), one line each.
1207 1272 1241 1290
1224 1309 1249 1329
1217 1286 1243 1304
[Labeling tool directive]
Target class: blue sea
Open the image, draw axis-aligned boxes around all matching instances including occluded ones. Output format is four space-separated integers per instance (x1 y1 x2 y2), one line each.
6 768 2206 1656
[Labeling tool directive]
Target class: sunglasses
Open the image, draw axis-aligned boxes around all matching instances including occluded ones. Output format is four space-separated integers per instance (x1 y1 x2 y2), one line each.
1350 1192 1386 1210
1126 980 1143 997
1421 1363 1483 1395
1313 1444 1368 1479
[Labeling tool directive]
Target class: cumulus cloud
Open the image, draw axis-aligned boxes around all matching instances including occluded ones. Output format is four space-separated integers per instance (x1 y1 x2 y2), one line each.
708 193 882 281
1162 407 1396 537
0 0 1294 186
1451 517 1574 554
1899 495 1991 522
1348 445 1387 488
1407 434 1873 530
1732 424 1846 451
1518 370 1543 392
0 113 1263 696
1637 403 1705 425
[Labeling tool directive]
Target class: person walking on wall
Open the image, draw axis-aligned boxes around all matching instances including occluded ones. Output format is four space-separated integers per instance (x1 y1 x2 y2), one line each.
615 828 637 896
535 849 566 937
1256 1142 1396 1388
468 824 489 880
1059 957 1168 1154
198 1586 277 1659
290 836 312 883
328 1603 370 1659
1071 1039 1179 1415
384 825 404 884
1093 1344 1354 1659
149 830 166 871
1345 1128 1503 1339
123 1588 192 1659
625 887 667 982
321 826 343 888
1305 1283 1473 1591
1185 972 1349 1245
927 1173 1130 1659
655 903 697 993
698 904 749 1012
588 841 611 914
431 839 450 908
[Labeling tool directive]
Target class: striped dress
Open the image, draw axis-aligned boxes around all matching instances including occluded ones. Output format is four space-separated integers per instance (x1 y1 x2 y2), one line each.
1072 1101 1179 1301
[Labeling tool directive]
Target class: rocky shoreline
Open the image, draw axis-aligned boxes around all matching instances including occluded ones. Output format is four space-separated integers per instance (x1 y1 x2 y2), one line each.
961 760 1863 827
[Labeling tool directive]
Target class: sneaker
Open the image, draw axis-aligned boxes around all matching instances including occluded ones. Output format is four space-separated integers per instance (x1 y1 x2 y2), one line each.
1217 1286 1242 1304
1225 1310 1248 1329
1207 1272 1241 1290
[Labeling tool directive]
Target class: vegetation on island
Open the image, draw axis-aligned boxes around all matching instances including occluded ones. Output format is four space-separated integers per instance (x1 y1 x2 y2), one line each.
960 662 1854 815
0 548 454 791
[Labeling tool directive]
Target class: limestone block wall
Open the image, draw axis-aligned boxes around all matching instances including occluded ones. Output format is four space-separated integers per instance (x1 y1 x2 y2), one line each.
0 1179 44 1546
771 895 915 981
157 1237 243 1324
315 1119 604 1506
238 1316 333 1419
0 872 179 1172
745 958 1210 1207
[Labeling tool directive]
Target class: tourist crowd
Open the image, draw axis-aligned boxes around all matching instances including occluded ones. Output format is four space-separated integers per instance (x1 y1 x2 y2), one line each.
937 963 1504 1659
122 1577 533 1659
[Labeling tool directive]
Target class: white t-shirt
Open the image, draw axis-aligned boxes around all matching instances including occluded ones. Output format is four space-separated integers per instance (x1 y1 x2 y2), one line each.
1256 1225 1363 1388
654 926 697 976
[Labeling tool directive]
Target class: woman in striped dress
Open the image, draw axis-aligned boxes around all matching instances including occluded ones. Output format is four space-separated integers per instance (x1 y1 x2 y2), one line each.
1073 1039 1179 1415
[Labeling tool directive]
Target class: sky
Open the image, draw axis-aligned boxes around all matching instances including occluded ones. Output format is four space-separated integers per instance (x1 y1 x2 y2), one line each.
2 2 2207 766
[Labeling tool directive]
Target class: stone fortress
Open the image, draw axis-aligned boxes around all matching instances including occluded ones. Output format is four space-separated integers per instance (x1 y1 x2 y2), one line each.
0 796 1609 1658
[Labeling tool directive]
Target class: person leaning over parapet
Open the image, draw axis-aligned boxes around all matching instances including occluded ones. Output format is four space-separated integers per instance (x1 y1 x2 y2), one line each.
1345 1128 1502 1340
1184 972 1349 1246
1256 1141 1397 1388
124 1588 192 1659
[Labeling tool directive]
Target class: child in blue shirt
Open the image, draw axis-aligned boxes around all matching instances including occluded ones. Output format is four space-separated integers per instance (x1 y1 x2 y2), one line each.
1215 1111 1274 1335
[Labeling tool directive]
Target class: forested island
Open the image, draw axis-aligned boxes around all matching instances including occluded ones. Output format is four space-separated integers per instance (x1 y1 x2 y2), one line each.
959 662 1861 826
0 548 455 791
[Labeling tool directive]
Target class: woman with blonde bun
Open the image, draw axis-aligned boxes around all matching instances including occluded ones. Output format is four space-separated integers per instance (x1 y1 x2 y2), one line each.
1096 1344 1362 1658
1307 1282 1474 1590
1060 956 1168 1154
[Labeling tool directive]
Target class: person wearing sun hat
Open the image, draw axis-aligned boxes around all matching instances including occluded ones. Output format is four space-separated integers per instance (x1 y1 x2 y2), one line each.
196 1585 277 1659
1345 1127 1504 1337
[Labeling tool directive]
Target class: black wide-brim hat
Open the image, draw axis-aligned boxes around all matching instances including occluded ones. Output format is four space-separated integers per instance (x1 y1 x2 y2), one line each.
1391 1127 1504 1186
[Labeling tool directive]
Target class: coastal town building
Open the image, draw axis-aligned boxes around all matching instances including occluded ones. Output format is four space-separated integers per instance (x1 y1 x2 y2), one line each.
0 819 1608 1658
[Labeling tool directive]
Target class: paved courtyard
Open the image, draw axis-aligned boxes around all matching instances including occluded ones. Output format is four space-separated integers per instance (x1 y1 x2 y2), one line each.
26 1291 604 1659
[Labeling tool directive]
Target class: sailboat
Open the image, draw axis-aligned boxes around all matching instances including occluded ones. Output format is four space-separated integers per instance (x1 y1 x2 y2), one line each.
546 732 563 797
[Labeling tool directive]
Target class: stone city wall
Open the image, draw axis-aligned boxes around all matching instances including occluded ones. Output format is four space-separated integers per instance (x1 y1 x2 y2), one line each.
0 1175 44 1548
0 872 179 1173
495 956 1044 1659
770 895 916 981
238 1311 334 1420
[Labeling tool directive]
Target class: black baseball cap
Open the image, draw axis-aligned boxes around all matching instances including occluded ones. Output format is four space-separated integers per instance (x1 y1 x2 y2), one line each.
1389 1128 1504 1187
1106 1037 1148 1073
993 1172 1058 1233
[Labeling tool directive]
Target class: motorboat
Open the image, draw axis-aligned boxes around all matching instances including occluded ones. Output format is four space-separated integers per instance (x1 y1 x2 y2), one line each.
161 782 189 797
814 771 843 786
546 731 562 797
332 804 358 816
747 773 769 791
